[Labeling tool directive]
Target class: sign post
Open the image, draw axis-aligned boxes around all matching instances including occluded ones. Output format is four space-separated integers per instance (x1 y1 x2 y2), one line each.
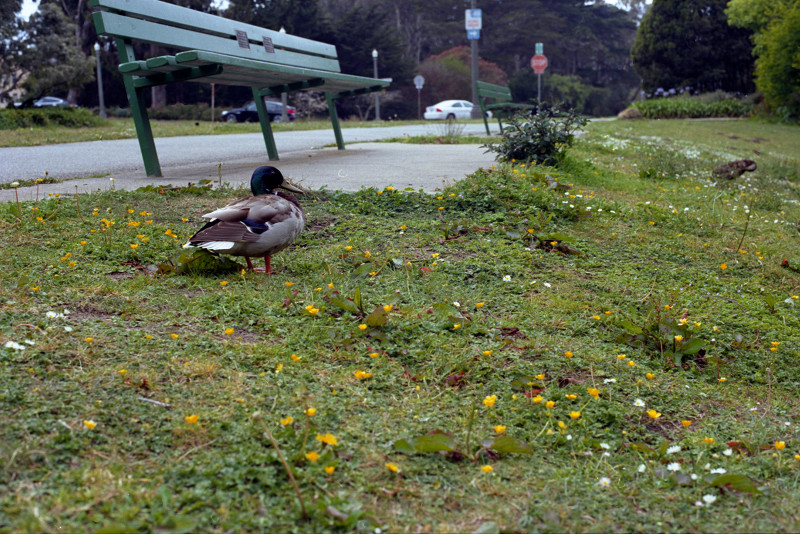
465 7 482 118
413 75 425 120
531 43 547 104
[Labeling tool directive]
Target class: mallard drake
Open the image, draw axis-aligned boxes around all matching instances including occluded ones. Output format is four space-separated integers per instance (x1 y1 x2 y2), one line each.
184 166 305 274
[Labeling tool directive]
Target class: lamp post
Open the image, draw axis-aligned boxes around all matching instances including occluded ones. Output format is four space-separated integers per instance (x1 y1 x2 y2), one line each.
372 49 380 121
94 42 107 118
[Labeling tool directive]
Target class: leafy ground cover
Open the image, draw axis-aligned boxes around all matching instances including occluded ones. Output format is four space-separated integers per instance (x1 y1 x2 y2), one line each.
1 119 799 533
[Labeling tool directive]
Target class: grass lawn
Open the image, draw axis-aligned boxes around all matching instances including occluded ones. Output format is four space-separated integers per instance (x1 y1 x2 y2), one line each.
1 118 799 532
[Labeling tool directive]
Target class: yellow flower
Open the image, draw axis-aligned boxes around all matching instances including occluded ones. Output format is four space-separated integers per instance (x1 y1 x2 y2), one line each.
305 408 316 416
83 420 97 430
681 420 692 427
674 335 683 342
353 370 372 380
305 304 320 314
399 225 407 230
628 361 636 367
324 466 336 475
795 454 800 462
224 328 234 335
280 417 294 426
305 451 320 462
532 395 543 403
345 246 353 251
453 324 461 330
558 421 566 429
564 351 574 358
483 350 493 356
494 425 506 434
368 352 379 358
364 251 371 259
316 433 339 446
771 342 781 347
720 263 727 270
118 369 127 376
775 441 786 451
569 411 581 419
85 337 93 343
275 363 283 373
475 302 485 308
385 462 399 473
704 437 714 445
171 333 179 339
483 395 497 408
431 253 440 258
220 280 228 286
536 374 546 380
545 400 556 408
645 373 655 379
587 387 600 399
592 315 601 320
285 281 294 287
565 394 577 400
480 465 493 473
383 304 393 312
646 409 661 419
358 324 367 331
185 414 199 424
291 354 301 362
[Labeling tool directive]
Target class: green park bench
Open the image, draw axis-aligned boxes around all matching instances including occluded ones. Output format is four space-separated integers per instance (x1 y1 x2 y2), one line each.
475 80 534 135
90 0 391 177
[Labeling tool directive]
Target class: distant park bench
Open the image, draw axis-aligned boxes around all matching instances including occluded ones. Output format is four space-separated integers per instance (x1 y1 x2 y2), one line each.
475 81 535 135
90 0 390 177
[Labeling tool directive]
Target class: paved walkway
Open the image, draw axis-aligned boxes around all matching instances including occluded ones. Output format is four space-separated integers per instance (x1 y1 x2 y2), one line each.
1 123 500 201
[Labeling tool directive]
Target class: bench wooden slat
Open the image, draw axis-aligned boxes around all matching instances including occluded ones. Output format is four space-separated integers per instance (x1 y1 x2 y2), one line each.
175 50 389 93
92 11 342 73
90 0 337 60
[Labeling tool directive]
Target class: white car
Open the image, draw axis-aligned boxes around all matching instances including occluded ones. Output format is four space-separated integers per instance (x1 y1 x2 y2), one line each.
424 100 482 120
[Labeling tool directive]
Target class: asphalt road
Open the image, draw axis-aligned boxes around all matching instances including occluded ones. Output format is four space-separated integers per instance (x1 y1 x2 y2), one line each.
1 123 495 184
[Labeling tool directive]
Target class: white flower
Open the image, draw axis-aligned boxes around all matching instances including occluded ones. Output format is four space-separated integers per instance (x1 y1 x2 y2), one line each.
695 501 704 507
691 473 699 480
64 326 73 332
603 378 617 384
600 443 610 450
4 340 25 351
602 452 611 457
598 477 611 488
723 448 733 457
710 468 727 474
638 464 646 473
543 282 552 288
702 494 717 505
46 311 58 318
452 301 460 307
503 275 511 282
667 462 681 472
24 339 35 346
667 445 681 454
10 181 20 187
634 398 645 407
566 435 572 441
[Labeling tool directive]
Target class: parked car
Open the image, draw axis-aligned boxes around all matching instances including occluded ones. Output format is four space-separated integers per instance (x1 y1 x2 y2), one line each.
423 99 487 120
32 96 77 108
221 100 296 123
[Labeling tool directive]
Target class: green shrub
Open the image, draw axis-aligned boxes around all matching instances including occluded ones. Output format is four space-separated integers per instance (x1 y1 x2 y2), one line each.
147 103 222 121
0 107 106 130
632 94 753 119
484 105 588 166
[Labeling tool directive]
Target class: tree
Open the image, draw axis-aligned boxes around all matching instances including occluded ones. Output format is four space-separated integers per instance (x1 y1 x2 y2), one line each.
419 46 506 106
19 3 95 100
0 1 24 104
727 0 800 119
631 0 755 95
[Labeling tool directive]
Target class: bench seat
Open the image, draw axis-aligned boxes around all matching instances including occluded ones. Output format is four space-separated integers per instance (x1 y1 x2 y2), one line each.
475 81 534 135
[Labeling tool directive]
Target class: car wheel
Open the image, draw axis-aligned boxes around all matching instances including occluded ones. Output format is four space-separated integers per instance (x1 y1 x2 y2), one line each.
272 115 283 124
446 113 456 120
225 115 238 123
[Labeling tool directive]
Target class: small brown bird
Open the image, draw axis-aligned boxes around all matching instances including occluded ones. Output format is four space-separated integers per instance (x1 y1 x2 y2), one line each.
184 166 305 274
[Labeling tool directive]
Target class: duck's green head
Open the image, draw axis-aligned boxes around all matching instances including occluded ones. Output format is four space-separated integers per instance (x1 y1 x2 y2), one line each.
250 166 302 195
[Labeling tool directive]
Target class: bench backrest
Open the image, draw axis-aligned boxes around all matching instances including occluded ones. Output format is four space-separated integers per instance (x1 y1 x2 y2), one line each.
90 0 341 73
475 81 512 103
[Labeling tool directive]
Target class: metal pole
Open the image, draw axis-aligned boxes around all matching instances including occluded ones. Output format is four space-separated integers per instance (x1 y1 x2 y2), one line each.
94 42 106 118
470 0 479 118
279 28 288 123
372 49 380 121
537 73 541 105
417 88 421 120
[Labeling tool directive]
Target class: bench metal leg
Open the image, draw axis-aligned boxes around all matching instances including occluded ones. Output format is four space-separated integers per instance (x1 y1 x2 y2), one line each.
326 93 345 150
253 89 279 160
124 77 161 177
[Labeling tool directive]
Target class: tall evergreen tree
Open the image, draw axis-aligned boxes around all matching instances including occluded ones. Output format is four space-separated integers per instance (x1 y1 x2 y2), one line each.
631 0 755 95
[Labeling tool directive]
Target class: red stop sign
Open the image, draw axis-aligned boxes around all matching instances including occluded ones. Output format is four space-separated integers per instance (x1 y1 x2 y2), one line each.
531 54 548 74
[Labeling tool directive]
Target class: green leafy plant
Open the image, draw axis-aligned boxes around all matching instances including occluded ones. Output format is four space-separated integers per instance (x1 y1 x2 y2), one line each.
484 104 588 166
